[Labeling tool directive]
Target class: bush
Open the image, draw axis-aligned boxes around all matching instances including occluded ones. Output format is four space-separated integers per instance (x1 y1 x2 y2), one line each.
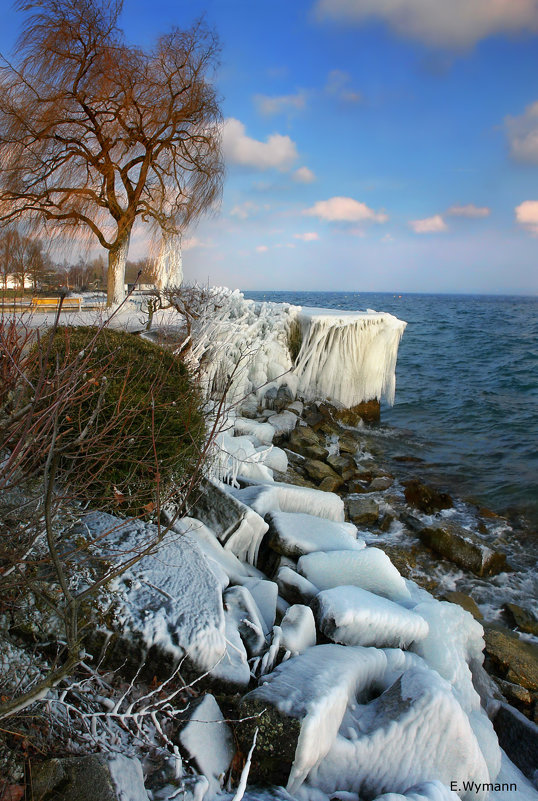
35 326 206 515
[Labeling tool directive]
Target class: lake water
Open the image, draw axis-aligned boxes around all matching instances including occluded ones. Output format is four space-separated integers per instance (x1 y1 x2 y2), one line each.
243 291 538 528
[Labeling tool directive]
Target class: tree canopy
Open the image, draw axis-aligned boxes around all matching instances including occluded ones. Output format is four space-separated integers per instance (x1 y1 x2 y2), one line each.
0 0 223 305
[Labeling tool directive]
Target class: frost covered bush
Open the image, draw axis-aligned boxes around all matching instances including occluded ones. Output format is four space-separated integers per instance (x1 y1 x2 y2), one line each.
34 326 205 515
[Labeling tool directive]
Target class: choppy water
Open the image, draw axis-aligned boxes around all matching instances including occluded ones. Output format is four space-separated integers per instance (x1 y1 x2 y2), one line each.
244 291 538 529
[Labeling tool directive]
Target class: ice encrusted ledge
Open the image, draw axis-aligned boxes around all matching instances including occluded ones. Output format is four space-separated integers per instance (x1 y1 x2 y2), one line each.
186 290 406 409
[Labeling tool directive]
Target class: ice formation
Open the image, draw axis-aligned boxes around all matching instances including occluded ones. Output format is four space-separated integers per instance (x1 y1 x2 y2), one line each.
267 512 365 557
294 307 407 407
183 288 406 409
233 483 345 522
312 586 429 648
179 694 234 801
297 548 411 602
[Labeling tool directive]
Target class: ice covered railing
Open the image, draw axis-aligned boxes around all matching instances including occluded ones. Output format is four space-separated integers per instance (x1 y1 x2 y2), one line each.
184 288 406 410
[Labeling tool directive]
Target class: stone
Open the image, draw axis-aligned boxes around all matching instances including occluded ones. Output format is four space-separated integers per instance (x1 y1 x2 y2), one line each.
319 475 344 493
335 399 381 425
236 697 301 786
287 400 304 416
327 454 356 481
442 591 483 620
503 602 538 636
263 386 278 409
484 624 538 691
347 496 379 526
277 467 317 489
239 395 259 419
32 755 149 801
415 520 508 577
304 408 325 430
368 476 394 492
267 410 298 437
493 702 538 782
495 678 534 708
338 434 359 454
275 384 294 412
403 479 453 514
303 459 343 487
276 565 319 605
287 426 328 461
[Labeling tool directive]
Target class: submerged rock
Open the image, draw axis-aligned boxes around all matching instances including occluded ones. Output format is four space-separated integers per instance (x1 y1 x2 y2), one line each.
335 399 381 424
403 479 453 514
415 520 508 577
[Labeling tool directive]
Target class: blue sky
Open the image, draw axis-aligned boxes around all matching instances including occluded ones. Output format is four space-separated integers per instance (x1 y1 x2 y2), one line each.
2 0 538 293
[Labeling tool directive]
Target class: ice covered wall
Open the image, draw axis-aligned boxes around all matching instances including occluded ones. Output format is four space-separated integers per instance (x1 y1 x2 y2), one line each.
187 289 406 409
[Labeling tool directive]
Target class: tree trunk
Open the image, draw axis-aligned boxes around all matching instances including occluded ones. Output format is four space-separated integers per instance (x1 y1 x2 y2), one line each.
154 230 183 291
106 230 131 306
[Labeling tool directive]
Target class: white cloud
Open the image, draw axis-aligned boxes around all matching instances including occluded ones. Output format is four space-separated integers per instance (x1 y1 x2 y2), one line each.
515 200 538 235
294 232 320 241
304 196 388 223
230 201 259 220
447 204 490 218
293 166 316 183
222 118 298 171
409 214 448 233
254 91 307 116
325 70 362 103
256 245 269 253
505 101 538 163
314 0 538 48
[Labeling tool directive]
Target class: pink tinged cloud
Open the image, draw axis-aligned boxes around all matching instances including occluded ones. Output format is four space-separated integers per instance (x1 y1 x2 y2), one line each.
409 214 448 233
304 196 388 223
447 204 490 218
294 232 320 241
515 200 538 235
505 101 538 164
314 0 538 48
221 118 298 171
293 166 316 183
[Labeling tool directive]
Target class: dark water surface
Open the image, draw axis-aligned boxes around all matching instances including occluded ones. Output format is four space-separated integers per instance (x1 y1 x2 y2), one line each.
243 291 538 527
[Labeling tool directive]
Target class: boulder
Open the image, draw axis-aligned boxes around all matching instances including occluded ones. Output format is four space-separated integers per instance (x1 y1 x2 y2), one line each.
493 702 538 781
303 459 343 487
319 476 345 492
266 511 363 558
287 400 304 416
263 386 278 409
236 697 302 786
31 755 149 801
347 496 379 526
267 410 298 437
327 454 357 481
503 602 538 636
442 591 483 620
335 399 380 425
275 384 294 412
338 434 359 454
403 479 453 514
276 565 319 605
287 426 328 461
415 520 508 577
484 624 538 691
239 395 259 419
368 476 394 492
179 694 234 800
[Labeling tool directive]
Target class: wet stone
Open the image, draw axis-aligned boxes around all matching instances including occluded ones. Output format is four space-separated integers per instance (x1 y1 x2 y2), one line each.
303 459 343 486
484 624 538 692
442 591 483 620
403 479 453 514
347 496 379 526
503 603 538 636
327 454 357 481
368 476 394 492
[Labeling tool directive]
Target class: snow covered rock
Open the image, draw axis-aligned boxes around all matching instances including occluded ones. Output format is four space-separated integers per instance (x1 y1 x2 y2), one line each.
280 605 317 656
77 512 227 675
32 755 150 801
312 586 429 648
241 577 278 632
276 566 319 606
297 549 410 603
234 418 275 445
267 411 299 437
189 479 269 565
224 585 268 657
266 512 364 558
233 483 345 522
179 694 234 801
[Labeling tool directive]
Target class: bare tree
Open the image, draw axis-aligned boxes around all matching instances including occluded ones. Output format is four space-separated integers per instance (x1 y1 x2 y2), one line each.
0 0 223 306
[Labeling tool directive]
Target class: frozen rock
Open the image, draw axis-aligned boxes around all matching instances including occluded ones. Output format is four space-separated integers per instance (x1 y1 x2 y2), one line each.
189 479 269 565
280 605 317 655
210 607 251 688
258 446 288 474
287 400 304 416
266 512 364 558
276 566 319 606
242 577 278 632
233 483 345 522
312 586 429 648
297 549 410 603
214 433 274 483
224 585 268 656
269 411 299 436
179 694 234 801
32 755 150 801
173 516 248 585
234 418 275 444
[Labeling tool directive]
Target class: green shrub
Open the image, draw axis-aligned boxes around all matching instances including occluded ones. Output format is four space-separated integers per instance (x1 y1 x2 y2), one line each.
36 326 205 515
